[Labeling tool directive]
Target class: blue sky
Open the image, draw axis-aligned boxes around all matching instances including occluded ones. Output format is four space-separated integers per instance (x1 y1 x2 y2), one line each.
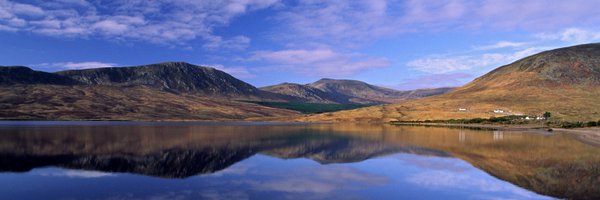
1 0 599 89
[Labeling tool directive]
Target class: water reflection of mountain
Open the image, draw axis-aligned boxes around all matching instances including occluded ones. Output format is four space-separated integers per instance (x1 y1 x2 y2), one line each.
0 124 448 178
1 124 599 199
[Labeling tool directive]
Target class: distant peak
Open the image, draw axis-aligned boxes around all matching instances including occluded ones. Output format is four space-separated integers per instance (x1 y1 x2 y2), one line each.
0 66 33 70
318 78 335 81
155 62 196 67
313 78 365 85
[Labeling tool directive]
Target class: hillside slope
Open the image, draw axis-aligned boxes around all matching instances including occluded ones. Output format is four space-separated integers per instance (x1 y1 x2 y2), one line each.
261 82 358 104
308 78 406 104
262 79 453 104
0 63 301 120
0 85 297 120
297 43 600 122
57 62 263 97
0 66 79 85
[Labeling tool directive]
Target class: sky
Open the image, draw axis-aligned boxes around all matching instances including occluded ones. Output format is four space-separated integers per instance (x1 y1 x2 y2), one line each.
1 0 599 89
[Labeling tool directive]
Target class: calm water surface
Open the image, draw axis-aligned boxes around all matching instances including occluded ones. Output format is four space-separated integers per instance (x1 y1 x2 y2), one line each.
0 121 599 199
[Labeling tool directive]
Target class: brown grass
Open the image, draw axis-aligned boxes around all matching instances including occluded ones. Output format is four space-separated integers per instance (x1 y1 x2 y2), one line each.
0 85 299 121
294 72 600 122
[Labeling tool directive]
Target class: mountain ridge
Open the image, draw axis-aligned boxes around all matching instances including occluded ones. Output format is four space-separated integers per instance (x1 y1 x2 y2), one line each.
56 62 263 97
261 79 453 104
0 66 80 85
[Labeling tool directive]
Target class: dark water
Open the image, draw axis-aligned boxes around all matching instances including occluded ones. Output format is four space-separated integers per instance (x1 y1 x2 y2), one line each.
0 121 599 200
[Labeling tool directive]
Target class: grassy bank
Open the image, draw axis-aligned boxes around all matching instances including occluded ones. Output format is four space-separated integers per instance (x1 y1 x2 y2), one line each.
390 115 600 129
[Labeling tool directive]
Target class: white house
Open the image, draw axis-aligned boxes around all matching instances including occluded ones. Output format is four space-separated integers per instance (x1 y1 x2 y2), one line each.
536 116 546 120
525 116 531 120
458 108 467 111
493 109 505 113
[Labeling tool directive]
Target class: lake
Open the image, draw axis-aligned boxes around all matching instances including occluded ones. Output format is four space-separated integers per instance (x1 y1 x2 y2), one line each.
0 121 598 199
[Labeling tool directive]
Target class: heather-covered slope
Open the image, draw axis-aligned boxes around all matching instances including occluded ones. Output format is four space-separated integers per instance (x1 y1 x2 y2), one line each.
297 43 600 122
0 63 300 120
57 62 263 97
0 85 298 120
262 79 453 104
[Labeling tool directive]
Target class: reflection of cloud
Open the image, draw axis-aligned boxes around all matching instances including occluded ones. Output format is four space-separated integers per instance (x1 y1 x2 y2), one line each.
105 191 193 200
209 163 252 177
251 166 387 194
255 179 337 193
406 171 548 199
199 191 249 200
40 169 115 178
392 154 470 172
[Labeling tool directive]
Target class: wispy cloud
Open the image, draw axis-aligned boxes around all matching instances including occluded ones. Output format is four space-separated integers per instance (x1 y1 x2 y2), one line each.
401 0 600 31
396 73 473 90
272 0 600 49
475 41 527 51
251 48 390 77
407 47 542 74
0 0 279 47
535 28 600 44
274 0 396 48
35 61 117 70
205 64 255 78
406 27 600 75
203 35 251 50
256 0 600 78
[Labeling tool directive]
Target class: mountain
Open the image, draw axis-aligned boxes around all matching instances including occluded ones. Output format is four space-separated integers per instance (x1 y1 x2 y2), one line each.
57 62 262 97
0 63 300 120
308 78 407 103
298 43 600 122
260 82 354 104
261 79 453 104
0 62 448 120
0 66 79 85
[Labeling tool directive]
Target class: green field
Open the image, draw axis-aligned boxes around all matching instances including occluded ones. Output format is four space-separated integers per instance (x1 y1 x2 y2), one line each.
245 101 371 114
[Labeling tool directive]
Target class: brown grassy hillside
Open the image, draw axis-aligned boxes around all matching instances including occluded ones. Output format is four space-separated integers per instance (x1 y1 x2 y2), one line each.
0 85 298 121
295 43 600 122
262 79 453 104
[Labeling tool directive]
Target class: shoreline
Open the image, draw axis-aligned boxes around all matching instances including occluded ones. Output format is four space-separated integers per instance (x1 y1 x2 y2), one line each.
389 122 551 132
391 122 600 147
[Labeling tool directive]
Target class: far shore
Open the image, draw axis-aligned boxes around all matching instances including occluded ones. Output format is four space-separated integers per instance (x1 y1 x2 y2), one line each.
391 122 600 147
389 122 550 131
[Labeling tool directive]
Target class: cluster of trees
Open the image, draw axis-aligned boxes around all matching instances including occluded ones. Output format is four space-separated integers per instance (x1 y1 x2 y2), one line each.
393 115 526 125
559 120 600 128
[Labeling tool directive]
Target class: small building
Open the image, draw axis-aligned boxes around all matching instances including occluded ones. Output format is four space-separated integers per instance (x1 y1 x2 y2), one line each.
458 108 467 111
536 116 546 120
493 109 505 113
525 116 532 120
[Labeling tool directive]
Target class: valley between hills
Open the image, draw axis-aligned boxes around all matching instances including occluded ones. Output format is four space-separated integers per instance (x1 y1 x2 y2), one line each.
1 43 600 124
